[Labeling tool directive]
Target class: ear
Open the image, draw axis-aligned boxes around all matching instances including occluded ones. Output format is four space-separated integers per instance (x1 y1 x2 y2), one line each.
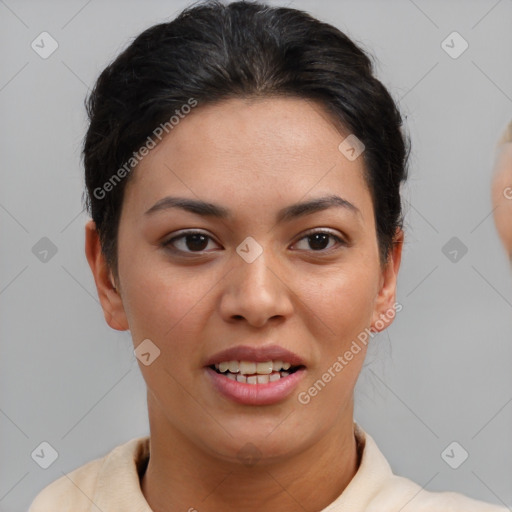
85 219 129 331
371 228 404 332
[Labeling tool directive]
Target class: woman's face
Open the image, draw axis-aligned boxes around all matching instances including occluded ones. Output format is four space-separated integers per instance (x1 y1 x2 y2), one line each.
88 97 402 463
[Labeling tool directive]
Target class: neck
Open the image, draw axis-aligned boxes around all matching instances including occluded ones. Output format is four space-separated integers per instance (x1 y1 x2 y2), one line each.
141 399 360 512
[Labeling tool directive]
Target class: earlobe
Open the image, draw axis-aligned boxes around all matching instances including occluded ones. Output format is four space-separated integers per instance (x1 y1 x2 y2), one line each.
371 228 404 332
84 220 129 331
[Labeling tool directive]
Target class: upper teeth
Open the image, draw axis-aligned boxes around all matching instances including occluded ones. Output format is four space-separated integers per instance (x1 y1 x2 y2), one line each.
215 360 292 375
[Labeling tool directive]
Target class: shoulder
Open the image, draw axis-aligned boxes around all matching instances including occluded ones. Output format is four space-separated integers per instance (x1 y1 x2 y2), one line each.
346 423 508 512
28 456 104 512
28 436 150 512
366 473 508 511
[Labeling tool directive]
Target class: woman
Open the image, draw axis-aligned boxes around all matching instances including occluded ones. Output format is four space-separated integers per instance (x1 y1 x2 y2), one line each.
29 1 507 510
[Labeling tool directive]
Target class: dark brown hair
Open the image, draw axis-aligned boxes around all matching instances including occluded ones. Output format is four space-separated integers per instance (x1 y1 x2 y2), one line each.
82 0 409 279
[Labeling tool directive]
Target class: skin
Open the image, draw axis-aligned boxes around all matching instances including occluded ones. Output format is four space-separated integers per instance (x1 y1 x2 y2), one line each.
491 136 512 262
85 97 403 512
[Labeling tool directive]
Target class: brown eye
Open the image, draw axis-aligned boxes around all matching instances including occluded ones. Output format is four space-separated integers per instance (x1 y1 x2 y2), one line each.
163 231 221 254
307 233 331 251
293 230 345 252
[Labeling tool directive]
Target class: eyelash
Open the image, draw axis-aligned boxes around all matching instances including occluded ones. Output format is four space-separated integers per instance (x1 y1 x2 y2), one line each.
162 229 346 255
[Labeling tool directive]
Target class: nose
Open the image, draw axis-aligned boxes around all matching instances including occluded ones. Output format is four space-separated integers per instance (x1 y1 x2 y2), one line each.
218 248 294 328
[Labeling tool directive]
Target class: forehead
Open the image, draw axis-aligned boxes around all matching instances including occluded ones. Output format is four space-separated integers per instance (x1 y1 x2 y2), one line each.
122 96 372 218
155 96 347 163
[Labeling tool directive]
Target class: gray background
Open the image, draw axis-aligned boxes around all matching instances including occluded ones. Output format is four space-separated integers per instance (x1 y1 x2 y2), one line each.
1 0 511 510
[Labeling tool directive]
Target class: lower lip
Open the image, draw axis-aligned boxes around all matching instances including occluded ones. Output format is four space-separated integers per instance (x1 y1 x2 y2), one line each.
205 367 306 405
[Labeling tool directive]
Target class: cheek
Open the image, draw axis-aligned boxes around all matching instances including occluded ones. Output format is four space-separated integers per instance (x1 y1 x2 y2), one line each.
295 275 372 418
298 266 378 341
121 267 215 397
120 258 214 348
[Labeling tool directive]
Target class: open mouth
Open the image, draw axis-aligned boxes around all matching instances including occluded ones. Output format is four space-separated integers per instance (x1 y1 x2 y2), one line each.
209 360 305 385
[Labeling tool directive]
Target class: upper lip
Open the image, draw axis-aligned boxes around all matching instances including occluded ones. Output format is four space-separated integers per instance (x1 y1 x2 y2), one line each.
204 344 305 367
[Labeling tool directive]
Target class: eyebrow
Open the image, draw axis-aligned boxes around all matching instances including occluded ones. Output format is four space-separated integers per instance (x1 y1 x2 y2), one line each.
144 194 361 223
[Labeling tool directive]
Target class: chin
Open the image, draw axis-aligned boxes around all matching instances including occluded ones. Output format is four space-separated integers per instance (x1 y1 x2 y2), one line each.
193 415 319 466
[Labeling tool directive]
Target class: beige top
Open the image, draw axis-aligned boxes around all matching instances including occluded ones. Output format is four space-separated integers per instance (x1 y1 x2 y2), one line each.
29 422 507 511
